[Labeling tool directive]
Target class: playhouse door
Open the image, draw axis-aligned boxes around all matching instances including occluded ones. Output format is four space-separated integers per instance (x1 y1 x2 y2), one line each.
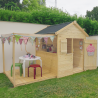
84 39 97 70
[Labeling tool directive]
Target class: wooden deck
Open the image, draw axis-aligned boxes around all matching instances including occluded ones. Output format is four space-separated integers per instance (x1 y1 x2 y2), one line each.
5 67 56 87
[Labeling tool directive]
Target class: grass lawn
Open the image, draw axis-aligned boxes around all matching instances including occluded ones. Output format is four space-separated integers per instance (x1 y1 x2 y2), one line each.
0 69 98 98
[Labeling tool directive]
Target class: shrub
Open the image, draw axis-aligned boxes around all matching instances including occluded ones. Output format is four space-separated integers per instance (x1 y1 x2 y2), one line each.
0 7 98 35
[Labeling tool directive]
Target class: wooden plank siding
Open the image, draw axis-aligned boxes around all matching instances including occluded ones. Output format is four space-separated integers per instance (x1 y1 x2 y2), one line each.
84 40 97 70
36 51 57 76
57 24 86 78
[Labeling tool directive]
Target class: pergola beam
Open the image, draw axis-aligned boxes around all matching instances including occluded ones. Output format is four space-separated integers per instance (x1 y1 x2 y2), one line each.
13 33 55 37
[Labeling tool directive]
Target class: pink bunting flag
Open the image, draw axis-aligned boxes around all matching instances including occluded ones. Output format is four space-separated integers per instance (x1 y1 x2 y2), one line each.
19 39 23 51
44 37 48 44
23 37 29 45
19 39 23 45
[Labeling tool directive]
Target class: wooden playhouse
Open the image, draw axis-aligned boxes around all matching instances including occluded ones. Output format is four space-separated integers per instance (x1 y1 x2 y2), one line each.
1 21 97 87
35 21 97 78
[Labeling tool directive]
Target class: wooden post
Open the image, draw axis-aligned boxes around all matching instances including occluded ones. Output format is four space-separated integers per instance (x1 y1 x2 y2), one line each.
2 42 5 74
83 39 84 71
57 35 59 78
72 38 73 53
72 38 73 69
13 36 15 87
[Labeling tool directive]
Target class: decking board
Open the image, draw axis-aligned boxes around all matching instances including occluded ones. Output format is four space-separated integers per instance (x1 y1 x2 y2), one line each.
5 67 56 87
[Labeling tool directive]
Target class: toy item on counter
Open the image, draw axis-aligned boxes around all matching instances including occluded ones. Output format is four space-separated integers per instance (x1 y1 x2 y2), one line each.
46 45 51 52
23 53 36 59
47 46 50 52
29 55 36 59
26 53 31 57
50 45 53 52
23 55 29 58
46 45 57 53
42 44 46 49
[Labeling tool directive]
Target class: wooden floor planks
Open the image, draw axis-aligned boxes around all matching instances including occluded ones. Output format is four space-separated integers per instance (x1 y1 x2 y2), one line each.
5 67 56 87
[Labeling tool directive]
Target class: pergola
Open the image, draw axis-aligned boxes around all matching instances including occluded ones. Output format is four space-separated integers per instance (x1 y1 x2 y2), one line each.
2 32 55 87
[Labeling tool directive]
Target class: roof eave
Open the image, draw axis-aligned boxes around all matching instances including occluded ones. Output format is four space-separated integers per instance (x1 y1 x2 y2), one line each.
55 22 74 35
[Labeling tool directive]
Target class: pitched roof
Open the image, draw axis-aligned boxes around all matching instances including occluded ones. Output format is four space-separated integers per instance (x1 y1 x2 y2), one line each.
36 21 73 34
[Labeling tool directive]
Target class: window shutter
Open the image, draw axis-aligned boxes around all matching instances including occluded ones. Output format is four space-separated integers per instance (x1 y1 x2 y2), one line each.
61 39 67 53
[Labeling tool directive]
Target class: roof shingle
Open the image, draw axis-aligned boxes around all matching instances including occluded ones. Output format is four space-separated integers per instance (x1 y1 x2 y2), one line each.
36 21 73 34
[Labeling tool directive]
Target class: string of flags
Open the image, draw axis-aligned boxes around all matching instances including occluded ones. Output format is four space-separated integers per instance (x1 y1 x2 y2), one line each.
0 34 55 45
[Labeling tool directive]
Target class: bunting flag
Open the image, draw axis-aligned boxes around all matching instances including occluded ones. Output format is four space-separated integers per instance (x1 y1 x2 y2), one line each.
29 37 35 45
10 37 11 42
1 33 55 46
19 39 23 51
15 35 21 42
1 35 5 43
19 39 23 45
50 36 54 42
1 38 6 43
44 37 48 44
1 37 3 43
7 37 10 45
9 37 13 42
23 37 29 45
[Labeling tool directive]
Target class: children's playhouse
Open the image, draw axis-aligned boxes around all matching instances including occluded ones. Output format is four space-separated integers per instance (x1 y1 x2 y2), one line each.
1 21 97 87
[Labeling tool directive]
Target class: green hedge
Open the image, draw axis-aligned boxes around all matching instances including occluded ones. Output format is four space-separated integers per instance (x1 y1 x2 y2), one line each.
0 8 98 35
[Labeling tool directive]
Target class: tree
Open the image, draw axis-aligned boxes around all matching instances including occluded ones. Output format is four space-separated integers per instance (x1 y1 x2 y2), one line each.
38 0 46 6
85 6 98 21
22 0 46 11
5 2 20 11
0 0 20 8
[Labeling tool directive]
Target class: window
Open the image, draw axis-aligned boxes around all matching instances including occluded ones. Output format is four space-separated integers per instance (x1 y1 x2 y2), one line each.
61 38 72 54
61 39 67 53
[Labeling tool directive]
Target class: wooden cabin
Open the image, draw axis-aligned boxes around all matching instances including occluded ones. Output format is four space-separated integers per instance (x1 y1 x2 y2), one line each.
35 21 97 78
1 21 97 87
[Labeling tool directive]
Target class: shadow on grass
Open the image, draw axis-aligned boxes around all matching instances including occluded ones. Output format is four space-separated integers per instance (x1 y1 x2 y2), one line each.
0 73 13 88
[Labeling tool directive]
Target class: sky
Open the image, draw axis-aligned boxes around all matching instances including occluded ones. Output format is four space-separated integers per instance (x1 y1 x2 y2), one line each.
20 0 98 16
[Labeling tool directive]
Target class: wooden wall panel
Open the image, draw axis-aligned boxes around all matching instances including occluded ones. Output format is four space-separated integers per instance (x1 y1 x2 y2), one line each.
57 35 73 78
61 39 67 53
57 24 87 78
51 55 57 75
84 40 97 70
59 25 86 38
36 51 57 75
